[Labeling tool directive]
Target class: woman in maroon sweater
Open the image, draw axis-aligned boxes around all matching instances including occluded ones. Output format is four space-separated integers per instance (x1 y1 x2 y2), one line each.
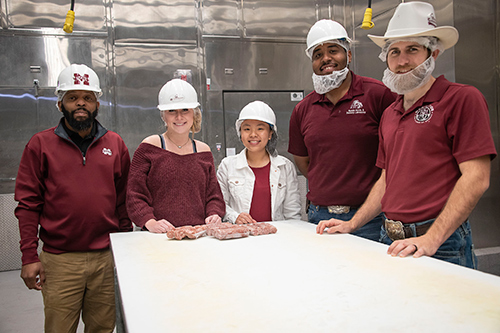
126 79 225 232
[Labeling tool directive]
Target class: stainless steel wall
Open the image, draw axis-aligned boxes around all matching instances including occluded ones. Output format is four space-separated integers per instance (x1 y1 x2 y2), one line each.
0 0 498 248
454 0 500 248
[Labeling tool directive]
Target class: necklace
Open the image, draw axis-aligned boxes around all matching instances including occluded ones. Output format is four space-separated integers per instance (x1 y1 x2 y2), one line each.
165 133 190 149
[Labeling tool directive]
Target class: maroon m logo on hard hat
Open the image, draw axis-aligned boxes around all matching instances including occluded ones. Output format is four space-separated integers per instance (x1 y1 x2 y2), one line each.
73 73 90 86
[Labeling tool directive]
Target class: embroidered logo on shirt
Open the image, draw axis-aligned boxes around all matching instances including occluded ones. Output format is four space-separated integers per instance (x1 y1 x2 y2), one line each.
102 148 112 156
414 105 434 124
346 100 366 114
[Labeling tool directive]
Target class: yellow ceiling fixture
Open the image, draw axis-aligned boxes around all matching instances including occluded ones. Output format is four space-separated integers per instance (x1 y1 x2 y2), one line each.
63 0 75 33
361 0 375 30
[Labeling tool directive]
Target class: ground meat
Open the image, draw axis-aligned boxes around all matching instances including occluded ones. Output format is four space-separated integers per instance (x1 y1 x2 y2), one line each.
166 224 207 240
245 222 277 236
167 222 277 240
206 222 249 240
207 222 277 240
209 224 250 240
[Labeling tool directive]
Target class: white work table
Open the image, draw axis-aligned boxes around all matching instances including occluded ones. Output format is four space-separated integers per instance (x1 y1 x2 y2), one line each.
111 220 500 332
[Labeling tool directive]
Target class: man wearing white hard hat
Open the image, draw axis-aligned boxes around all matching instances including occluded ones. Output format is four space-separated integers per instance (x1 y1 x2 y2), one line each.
318 2 497 268
15 64 132 331
288 19 395 241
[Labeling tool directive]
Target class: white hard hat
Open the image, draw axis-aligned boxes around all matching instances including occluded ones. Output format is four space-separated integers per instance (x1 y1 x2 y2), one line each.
54 64 102 97
305 19 352 59
368 1 458 50
235 101 277 136
158 79 200 111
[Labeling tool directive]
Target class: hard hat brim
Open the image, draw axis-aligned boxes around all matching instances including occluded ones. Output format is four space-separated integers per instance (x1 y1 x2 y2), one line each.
55 86 103 97
235 117 277 136
305 37 352 59
158 102 200 111
306 37 353 53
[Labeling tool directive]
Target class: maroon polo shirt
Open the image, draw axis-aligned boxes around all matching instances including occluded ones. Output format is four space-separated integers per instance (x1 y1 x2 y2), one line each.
377 76 497 223
288 71 396 206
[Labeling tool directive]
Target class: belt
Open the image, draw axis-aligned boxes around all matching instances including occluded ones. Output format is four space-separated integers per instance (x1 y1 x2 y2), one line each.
313 204 356 214
384 219 432 241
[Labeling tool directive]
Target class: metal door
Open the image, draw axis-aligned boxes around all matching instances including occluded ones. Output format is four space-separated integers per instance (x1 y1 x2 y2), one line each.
222 90 304 164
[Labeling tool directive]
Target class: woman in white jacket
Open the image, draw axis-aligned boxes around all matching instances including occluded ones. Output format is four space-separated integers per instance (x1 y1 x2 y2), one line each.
217 101 302 224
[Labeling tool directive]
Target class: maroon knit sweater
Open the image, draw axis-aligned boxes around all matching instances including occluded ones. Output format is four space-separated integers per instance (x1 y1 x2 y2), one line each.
127 143 225 228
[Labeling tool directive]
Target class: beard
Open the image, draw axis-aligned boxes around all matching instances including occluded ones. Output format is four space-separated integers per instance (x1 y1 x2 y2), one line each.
312 66 349 94
382 56 435 95
61 104 98 131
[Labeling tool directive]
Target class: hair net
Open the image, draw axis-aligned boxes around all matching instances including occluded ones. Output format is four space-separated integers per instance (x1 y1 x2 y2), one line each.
307 39 351 59
378 36 443 61
382 55 435 94
312 66 349 94
57 91 65 103
266 130 278 157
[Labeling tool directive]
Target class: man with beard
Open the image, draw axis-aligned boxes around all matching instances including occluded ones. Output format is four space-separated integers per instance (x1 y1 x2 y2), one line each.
317 2 496 268
15 64 132 331
288 19 395 241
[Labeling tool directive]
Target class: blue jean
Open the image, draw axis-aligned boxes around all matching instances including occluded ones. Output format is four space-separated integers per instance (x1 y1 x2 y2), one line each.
308 203 383 242
380 217 477 269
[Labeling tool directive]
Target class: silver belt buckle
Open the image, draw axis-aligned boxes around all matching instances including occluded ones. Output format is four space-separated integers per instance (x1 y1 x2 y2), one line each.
328 205 350 214
385 219 405 240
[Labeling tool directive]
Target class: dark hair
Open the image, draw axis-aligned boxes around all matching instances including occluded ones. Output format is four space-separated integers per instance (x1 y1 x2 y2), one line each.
266 128 278 157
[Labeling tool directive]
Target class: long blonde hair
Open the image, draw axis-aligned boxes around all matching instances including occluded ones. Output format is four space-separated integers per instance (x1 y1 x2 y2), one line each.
191 107 202 133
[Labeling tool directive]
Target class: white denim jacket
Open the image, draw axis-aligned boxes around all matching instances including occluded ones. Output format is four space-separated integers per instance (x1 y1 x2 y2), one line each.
217 148 302 223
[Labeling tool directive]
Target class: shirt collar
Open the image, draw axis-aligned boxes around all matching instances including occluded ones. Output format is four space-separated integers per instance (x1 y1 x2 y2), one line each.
60 118 97 140
236 148 286 168
393 75 449 114
423 75 449 102
346 71 364 99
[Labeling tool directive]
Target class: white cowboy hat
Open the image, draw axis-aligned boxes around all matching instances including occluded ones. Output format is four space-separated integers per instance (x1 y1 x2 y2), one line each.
368 1 459 50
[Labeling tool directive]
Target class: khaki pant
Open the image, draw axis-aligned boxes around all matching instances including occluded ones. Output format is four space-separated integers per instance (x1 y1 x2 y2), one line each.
40 250 116 333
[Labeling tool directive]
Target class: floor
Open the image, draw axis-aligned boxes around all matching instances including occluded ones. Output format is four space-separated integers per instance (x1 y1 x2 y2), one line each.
0 269 84 333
